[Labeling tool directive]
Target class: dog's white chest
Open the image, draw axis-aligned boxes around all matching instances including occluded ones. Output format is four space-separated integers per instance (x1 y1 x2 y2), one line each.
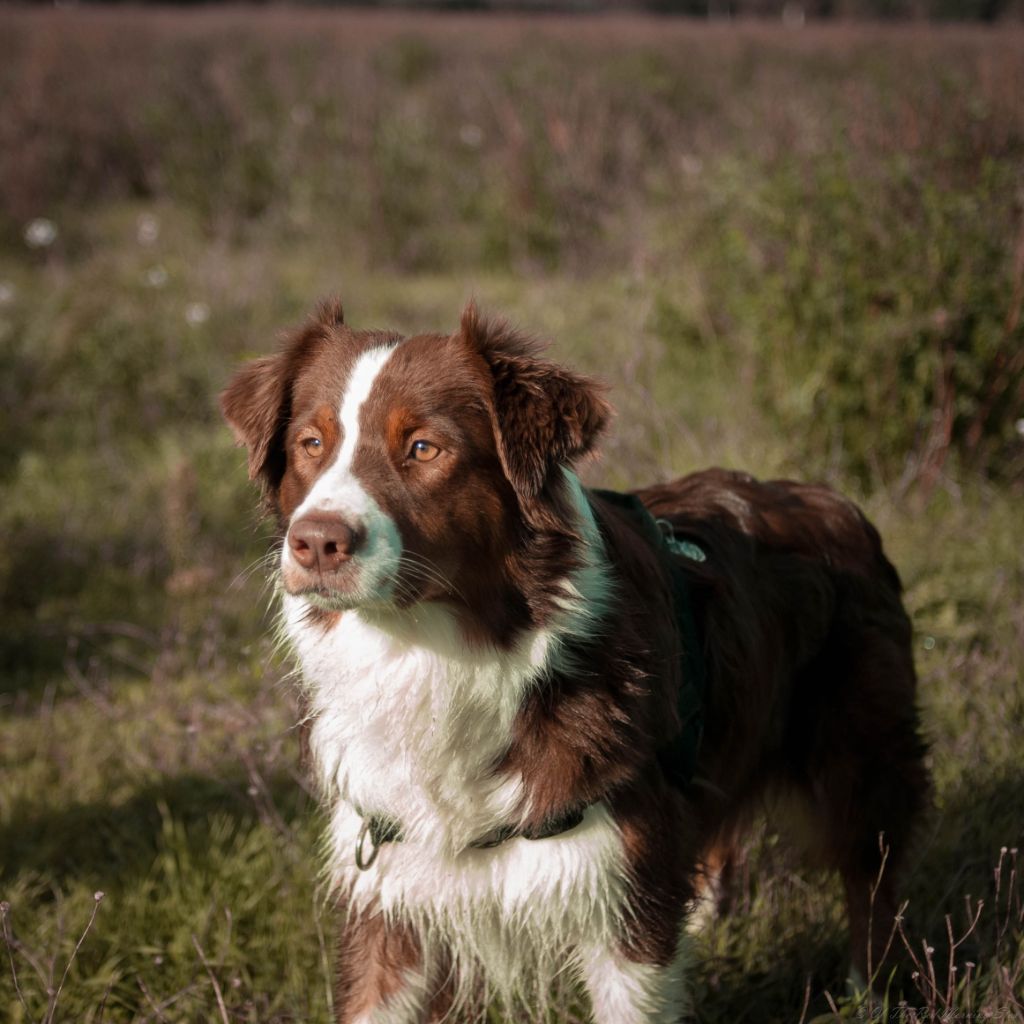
282 596 632 1007
284 597 551 850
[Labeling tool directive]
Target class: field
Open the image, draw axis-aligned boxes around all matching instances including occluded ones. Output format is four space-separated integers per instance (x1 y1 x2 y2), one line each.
1 8 1022 1023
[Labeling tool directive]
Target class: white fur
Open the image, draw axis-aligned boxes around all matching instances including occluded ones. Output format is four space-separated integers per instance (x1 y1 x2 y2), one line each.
285 343 402 605
577 929 691 1024
284 467 674 1019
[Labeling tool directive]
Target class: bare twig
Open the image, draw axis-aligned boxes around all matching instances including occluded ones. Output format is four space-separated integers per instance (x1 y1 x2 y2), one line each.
137 975 171 1023
865 833 891 1003
97 978 112 1024
0 901 30 1016
137 978 198 1024
922 936 940 1011
45 890 105 1024
0 904 49 990
796 975 812 1024
896 914 930 1001
314 892 334 1022
191 933 231 1024
237 745 295 842
823 988 843 1020
944 913 957 1007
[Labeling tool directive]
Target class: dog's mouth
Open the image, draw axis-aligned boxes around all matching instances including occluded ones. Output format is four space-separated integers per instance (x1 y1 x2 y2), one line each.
283 571 404 613
295 584 362 612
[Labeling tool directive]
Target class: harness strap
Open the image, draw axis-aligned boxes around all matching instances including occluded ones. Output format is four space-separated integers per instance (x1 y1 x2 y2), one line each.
590 489 708 790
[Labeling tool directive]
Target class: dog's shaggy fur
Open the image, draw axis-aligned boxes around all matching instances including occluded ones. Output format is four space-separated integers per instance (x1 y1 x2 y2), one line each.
222 301 929 1023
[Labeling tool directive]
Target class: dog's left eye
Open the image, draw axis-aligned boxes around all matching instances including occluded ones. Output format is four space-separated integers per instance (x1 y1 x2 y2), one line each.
301 437 323 457
409 440 441 463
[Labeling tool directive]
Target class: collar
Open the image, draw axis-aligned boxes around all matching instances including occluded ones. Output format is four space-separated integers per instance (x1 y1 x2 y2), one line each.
353 806 586 871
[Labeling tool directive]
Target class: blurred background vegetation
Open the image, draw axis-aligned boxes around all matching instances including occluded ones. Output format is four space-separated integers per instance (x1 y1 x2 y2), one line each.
7 0 1024 20
0 8 1021 1023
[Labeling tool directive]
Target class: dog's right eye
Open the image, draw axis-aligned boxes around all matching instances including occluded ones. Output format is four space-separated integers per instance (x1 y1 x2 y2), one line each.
409 440 441 463
301 437 323 458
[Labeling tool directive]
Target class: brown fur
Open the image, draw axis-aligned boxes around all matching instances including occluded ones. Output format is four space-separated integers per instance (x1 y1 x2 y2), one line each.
633 470 929 975
222 302 929 1020
335 908 457 1023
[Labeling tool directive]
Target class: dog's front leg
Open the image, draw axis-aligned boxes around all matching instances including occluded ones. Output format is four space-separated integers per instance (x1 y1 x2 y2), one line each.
575 785 694 1023
334 904 446 1024
577 929 691 1024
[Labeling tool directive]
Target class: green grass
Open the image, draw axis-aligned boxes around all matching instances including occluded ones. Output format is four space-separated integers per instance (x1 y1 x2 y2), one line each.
1 10 1022 1023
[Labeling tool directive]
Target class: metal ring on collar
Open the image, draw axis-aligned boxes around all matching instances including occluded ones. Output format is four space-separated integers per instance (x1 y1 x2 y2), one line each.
354 817 380 871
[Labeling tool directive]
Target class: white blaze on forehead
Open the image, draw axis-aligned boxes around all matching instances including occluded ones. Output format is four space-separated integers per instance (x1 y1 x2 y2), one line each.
337 344 401 490
303 342 399 513
286 342 402 603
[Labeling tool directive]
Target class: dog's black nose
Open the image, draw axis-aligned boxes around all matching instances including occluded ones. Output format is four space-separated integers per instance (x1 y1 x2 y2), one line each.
288 514 362 573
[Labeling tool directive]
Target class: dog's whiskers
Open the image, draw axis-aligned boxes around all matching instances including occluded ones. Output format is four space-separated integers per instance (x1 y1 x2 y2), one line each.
399 552 466 602
230 549 280 591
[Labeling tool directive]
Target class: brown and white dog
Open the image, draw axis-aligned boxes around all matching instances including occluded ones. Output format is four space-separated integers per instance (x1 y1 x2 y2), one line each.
222 300 929 1024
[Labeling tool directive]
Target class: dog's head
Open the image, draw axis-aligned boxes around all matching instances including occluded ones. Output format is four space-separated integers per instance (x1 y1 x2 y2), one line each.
221 301 609 631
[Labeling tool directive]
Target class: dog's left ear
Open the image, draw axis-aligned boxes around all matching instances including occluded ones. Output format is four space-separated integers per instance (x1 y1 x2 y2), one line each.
459 302 611 500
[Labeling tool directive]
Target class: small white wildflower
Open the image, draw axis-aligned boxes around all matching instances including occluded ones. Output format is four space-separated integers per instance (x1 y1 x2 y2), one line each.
94 891 105 901
145 265 168 288
144 264 167 288
291 104 313 127
1015 418 1024 437
680 154 703 177
154 954 163 965
247 785 259 797
922 635 936 651
0 281 14 305
136 213 160 246
185 302 210 326
925 945 935 955
24 218 58 249
459 123 484 148
1001 846 1008 854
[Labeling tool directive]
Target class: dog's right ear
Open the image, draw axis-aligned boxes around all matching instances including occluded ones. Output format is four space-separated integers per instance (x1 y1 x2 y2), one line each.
221 299 346 493
220 353 290 489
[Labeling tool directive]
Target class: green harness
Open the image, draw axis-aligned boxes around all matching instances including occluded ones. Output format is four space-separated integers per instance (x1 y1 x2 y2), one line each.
590 489 708 789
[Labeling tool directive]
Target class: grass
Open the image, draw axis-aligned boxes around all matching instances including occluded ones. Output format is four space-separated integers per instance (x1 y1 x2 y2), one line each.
1 9 1022 1023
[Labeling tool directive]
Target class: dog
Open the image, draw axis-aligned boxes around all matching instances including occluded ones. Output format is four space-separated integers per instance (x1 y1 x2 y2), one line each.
221 300 929 1023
